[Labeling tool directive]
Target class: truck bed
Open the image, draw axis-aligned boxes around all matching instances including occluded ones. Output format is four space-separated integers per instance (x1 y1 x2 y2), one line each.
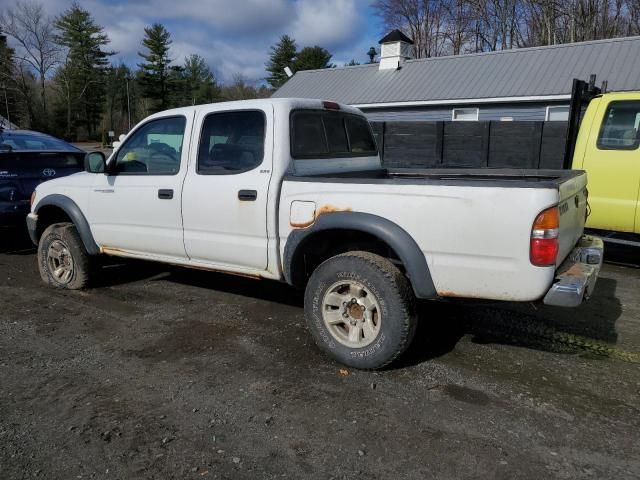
281 167 588 302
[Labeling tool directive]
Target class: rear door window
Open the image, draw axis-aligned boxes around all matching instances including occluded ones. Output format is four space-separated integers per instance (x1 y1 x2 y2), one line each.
197 110 265 175
291 110 377 158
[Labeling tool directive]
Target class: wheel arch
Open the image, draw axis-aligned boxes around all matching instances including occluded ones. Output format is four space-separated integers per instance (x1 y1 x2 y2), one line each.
283 212 437 299
32 194 100 255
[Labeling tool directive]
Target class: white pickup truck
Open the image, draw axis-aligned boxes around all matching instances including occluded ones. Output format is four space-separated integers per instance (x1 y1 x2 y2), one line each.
27 98 603 369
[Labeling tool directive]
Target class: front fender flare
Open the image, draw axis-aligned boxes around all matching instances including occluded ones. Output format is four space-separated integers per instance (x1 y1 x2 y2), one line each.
283 212 437 299
33 194 100 255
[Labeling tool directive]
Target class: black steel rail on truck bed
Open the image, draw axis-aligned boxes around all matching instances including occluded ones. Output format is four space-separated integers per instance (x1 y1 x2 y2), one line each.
563 74 603 169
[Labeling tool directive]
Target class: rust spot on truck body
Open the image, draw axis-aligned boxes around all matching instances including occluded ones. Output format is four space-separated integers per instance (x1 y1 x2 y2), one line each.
563 263 585 277
438 290 462 298
101 246 126 255
290 204 352 229
289 218 316 229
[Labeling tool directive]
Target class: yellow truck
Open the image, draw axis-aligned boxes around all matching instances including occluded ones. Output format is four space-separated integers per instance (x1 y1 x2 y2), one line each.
564 77 640 241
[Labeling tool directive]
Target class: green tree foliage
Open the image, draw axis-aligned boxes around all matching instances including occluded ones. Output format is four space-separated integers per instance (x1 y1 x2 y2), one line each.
345 59 361 66
104 63 133 132
293 46 333 71
54 2 113 139
265 34 296 88
138 23 174 112
181 53 220 105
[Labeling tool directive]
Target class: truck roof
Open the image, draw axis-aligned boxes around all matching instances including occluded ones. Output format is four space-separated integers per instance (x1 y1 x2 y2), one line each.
144 98 365 120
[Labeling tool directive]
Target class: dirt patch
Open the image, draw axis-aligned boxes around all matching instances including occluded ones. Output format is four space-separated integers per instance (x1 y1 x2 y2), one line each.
1 241 639 479
131 319 240 360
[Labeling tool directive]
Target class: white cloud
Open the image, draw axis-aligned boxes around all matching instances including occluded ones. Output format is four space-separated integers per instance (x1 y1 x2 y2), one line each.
105 18 149 61
290 0 361 49
4 0 376 83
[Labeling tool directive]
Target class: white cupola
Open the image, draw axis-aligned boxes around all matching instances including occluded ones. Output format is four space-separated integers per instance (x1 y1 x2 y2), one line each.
378 29 414 70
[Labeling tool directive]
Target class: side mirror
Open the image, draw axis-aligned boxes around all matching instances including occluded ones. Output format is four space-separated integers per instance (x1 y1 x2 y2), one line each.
84 151 107 173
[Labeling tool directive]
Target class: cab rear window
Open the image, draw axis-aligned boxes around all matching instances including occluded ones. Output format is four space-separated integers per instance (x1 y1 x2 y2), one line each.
291 110 377 158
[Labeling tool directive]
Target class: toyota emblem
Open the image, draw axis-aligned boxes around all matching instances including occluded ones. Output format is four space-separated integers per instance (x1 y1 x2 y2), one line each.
43 168 56 177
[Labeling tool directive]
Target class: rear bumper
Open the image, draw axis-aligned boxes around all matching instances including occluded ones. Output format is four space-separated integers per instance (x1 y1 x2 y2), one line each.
543 235 604 307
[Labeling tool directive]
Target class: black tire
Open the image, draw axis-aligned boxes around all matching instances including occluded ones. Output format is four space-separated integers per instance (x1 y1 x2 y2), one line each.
38 222 91 290
304 251 418 369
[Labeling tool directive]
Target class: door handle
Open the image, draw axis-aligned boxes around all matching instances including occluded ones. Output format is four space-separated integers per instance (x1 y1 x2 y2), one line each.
158 189 174 199
238 189 257 201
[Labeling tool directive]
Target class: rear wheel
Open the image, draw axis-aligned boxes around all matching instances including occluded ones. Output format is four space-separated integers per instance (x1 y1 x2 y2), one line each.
304 251 417 369
38 223 91 289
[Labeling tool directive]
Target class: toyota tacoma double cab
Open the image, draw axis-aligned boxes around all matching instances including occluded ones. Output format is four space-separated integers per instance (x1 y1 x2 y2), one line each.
26 98 603 369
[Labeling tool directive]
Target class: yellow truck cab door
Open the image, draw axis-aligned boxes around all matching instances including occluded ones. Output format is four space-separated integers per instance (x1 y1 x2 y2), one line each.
576 94 640 233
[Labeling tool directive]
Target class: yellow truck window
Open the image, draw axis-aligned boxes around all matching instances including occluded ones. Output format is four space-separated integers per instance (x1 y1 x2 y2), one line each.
597 101 640 150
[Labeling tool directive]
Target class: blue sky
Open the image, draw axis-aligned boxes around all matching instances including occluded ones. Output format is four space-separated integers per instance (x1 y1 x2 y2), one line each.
18 0 385 84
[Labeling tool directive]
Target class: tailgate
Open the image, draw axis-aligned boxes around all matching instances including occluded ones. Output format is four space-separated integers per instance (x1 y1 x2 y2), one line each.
556 172 588 266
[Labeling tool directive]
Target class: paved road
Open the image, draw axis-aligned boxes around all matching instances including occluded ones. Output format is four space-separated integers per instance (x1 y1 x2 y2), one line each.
1 230 639 479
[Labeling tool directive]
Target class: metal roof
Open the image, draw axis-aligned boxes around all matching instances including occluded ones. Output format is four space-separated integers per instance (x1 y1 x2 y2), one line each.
272 36 640 106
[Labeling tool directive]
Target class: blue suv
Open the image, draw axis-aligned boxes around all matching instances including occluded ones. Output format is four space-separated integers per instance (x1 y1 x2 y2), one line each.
1 129 85 227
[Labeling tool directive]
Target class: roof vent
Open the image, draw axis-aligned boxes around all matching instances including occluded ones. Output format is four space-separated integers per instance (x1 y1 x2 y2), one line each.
378 29 414 70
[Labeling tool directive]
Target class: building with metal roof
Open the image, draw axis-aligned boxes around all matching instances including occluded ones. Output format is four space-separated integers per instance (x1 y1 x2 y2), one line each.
273 33 640 123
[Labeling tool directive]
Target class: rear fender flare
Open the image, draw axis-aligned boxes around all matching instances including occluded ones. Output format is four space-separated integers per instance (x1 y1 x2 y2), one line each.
283 211 437 299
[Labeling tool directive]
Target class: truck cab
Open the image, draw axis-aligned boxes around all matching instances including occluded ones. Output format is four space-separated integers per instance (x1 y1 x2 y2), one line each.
572 91 640 234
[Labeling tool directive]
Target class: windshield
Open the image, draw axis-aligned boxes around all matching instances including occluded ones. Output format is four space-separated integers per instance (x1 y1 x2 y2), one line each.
0 132 79 152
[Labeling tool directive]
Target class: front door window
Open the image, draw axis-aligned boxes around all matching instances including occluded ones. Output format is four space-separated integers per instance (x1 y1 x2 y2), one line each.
113 116 186 174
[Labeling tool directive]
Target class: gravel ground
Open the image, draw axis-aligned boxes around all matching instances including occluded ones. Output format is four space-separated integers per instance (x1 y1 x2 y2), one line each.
1 229 639 479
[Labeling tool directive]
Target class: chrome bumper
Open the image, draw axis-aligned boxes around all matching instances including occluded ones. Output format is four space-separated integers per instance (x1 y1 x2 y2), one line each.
543 235 604 307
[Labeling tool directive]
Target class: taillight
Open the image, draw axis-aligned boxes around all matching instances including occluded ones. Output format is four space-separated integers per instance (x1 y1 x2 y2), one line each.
530 206 559 266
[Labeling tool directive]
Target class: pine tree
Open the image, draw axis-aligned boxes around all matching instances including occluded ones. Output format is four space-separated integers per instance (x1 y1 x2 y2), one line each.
265 35 296 88
182 54 219 105
137 23 173 112
293 46 333 71
54 2 113 139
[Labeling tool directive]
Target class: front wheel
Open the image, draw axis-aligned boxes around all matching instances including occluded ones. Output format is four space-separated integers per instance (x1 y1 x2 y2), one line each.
304 251 418 369
38 223 91 290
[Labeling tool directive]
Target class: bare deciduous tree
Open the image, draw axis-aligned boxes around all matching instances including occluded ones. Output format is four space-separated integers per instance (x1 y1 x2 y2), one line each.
373 0 450 58
373 0 640 56
0 0 59 124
